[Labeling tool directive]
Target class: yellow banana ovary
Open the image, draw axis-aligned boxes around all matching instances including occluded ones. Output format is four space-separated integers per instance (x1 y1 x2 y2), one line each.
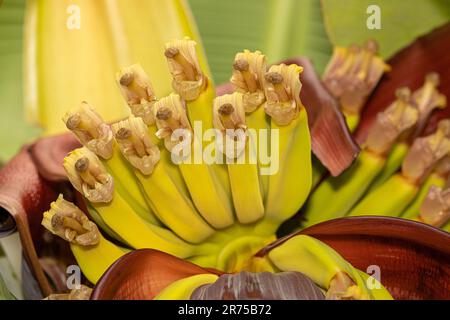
41 194 127 284
230 51 270 201
367 73 447 191
322 40 390 131
303 88 418 227
349 119 450 216
213 92 264 224
162 40 235 229
267 235 392 300
262 64 312 232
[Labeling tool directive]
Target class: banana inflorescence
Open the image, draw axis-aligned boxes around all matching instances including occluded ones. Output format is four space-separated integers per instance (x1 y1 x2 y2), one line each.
322 40 390 131
349 119 450 216
40 39 319 282
303 87 418 226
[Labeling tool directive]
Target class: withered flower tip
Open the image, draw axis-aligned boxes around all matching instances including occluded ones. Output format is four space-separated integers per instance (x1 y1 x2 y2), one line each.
66 114 81 130
164 47 180 59
156 108 172 121
233 59 249 72
218 103 235 116
115 127 132 140
265 72 284 84
119 72 134 86
75 157 89 173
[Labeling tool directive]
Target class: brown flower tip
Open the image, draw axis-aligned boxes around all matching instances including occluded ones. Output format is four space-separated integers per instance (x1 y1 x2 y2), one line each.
119 72 134 86
265 72 283 84
115 127 132 140
156 108 172 121
164 47 180 59
233 59 249 72
218 103 235 116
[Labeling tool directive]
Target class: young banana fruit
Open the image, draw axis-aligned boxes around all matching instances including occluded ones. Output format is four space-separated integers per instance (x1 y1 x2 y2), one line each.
161 39 234 229
349 120 450 216
367 73 447 191
401 156 450 220
266 235 392 300
230 50 270 201
322 40 390 131
303 88 418 227
63 147 199 257
263 64 312 231
212 92 264 224
154 274 219 300
41 194 127 284
62 101 161 226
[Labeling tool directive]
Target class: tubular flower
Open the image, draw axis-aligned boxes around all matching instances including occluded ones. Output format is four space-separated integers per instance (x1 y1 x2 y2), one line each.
63 147 114 203
230 50 267 113
63 102 114 159
42 195 100 246
117 64 158 126
264 64 303 125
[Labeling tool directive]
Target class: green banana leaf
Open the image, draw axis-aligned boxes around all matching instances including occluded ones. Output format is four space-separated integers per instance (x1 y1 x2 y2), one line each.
321 0 450 59
0 0 41 161
188 0 332 84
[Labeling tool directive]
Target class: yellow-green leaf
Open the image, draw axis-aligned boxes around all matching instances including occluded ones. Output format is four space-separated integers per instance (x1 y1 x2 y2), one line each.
322 0 450 59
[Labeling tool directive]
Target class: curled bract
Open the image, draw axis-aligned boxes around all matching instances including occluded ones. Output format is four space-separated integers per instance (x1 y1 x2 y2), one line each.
323 40 390 115
42 195 99 246
365 87 418 156
63 147 114 203
230 50 267 113
117 64 157 125
164 38 207 101
213 92 247 159
111 116 160 175
402 120 450 183
153 93 193 153
63 102 113 159
264 64 303 126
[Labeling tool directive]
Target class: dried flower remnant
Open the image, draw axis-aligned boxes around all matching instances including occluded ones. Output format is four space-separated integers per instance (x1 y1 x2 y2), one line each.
63 102 113 159
419 163 450 228
323 40 390 118
111 116 160 175
63 147 114 203
365 88 418 156
164 39 207 101
326 272 366 300
153 93 193 153
410 72 447 135
264 64 304 126
402 120 450 184
45 285 93 300
230 50 267 113
117 64 158 125
42 195 100 246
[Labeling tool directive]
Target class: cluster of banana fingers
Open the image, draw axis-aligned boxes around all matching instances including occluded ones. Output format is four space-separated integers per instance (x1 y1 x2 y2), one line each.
41 39 315 287
303 69 450 232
